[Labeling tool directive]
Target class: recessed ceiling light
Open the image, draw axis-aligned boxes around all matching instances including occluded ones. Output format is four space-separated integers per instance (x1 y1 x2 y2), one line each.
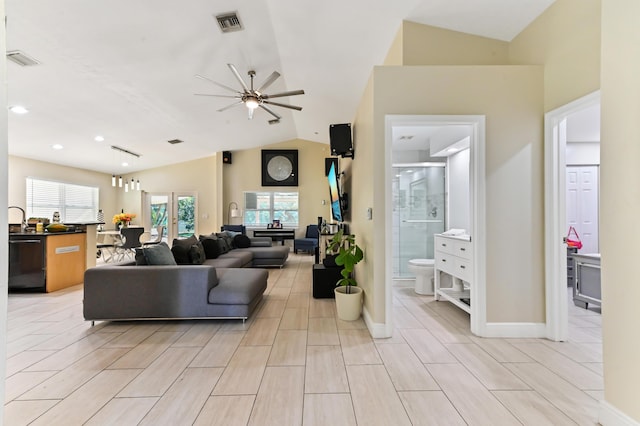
121 162 129 167
94 135 105 142
405 170 413 173
9 105 28 114
52 144 64 150
447 147 459 153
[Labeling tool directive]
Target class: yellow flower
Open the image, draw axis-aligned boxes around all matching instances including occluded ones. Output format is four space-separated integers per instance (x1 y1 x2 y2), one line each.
112 213 137 224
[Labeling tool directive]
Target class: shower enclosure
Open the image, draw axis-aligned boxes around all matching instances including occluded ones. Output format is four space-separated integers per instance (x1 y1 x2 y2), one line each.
392 163 446 278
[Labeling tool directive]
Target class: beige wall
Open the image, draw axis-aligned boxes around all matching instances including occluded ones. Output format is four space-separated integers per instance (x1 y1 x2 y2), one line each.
402 21 509 66
0 0 8 415
121 155 221 236
221 139 333 239
8 155 117 224
600 0 640 421
364 66 544 325
508 0 601 111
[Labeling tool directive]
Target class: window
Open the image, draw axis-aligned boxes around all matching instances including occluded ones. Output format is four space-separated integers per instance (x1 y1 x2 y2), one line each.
26 177 99 222
244 191 298 228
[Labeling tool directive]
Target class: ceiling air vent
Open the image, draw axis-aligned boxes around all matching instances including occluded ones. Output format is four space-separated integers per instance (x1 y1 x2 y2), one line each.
167 139 184 145
6 50 40 66
215 12 243 33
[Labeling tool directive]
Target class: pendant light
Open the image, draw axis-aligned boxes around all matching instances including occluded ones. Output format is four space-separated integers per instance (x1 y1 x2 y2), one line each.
112 175 116 187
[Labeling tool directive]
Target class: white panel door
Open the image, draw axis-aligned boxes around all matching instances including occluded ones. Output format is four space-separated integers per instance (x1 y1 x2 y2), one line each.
566 165 599 253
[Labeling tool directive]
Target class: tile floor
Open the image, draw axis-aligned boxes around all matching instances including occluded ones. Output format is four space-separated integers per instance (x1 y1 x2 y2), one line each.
4 253 602 425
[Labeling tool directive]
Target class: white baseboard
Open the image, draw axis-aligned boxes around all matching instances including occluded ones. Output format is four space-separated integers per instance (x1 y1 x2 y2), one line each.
481 322 547 338
362 306 393 338
599 400 640 426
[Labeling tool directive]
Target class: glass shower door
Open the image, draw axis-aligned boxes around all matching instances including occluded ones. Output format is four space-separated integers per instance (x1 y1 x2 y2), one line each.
393 165 445 278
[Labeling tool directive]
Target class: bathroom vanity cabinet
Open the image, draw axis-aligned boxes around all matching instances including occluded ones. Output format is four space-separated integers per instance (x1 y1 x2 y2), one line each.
434 234 473 314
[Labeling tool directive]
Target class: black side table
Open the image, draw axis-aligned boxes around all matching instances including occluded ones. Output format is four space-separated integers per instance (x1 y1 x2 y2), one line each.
312 264 342 298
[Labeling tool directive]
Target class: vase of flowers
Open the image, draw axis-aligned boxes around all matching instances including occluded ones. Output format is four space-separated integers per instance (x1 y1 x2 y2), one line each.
113 212 136 229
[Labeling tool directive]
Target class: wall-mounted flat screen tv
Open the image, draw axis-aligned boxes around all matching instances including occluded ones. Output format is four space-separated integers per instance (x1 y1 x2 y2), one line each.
327 161 343 222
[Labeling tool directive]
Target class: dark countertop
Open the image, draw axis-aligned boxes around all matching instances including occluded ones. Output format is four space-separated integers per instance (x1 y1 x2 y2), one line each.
9 230 87 237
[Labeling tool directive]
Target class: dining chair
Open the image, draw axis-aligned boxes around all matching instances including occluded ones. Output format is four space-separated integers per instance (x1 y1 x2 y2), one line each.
114 227 145 261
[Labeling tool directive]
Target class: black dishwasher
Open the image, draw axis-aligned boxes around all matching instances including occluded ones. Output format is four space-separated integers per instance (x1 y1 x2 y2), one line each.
8 236 46 290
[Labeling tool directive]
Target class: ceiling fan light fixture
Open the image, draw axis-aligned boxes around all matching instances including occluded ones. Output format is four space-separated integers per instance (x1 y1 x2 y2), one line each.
245 98 259 110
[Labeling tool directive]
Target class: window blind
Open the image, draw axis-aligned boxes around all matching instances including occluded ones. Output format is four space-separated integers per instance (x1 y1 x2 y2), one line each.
26 177 99 222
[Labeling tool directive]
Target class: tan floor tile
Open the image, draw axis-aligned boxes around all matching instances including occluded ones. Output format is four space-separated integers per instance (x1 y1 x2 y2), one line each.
469 335 533 363
190 331 245 367
139 367 224 425
241 318 280 346
25 332 118 372
493 390 576 425
400 328 454 363
286 293 310 309
307 317 340 346
84 397 158 426
376 343 439 391
108 331 183 369
339 329 382 365
308 298 335 318
30 369 141 426
305 345 349 393
426 363 521 425
347 364 412 425
194 395 255 426
257 299 287 318
279 307 309 330
398 391 466 425
303 393 357 426
118 347 200 397
248 366 304 425
445 343 530 390
19 348 129 400
4 371 56 403
505 363 599 425
4 400 59 426
393 305 424 329
172 322 221 347
212 345 271 395
268 330 307 366
6 350 56 378
102 323 163 348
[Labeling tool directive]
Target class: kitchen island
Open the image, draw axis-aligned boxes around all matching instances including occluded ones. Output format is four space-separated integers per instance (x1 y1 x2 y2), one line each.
8 222 102 292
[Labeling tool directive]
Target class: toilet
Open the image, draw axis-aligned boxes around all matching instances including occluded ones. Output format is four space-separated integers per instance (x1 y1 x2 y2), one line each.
408 259 435 295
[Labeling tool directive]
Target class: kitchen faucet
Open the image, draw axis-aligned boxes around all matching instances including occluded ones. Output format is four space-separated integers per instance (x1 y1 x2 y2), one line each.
8 206 28 232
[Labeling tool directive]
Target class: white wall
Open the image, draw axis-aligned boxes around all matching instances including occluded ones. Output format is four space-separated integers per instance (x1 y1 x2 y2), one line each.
566 142 600 165
447 148 470 231
0 0 8 416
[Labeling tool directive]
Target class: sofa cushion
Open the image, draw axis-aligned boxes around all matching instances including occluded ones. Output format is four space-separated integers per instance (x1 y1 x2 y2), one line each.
220 250 253 267
243 245 290 260
215 233 232 253
203 257 244 268
143 242 177 265
171 235 198 264
234 234 251 249
189 242 206 265
199 235 220 259
208 268 268 305
135 248 147 265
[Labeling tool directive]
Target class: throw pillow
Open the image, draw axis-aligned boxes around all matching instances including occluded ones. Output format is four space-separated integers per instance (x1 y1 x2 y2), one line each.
216 238 229 254
134 248 147 265
225 230 241 248
234 234 251 249
171 235 198 264
215 233 233 253
143 242 177 265
189 242 206 265
199 235 220 259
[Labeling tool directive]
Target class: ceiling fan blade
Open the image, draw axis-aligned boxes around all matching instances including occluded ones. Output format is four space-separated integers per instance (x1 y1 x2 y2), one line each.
263 100 303 111
256 71 281 93
195 74 239 94
217 101 244 112
259 104 282 120
227 64 250 93
194 94 241 99
262 89 305 99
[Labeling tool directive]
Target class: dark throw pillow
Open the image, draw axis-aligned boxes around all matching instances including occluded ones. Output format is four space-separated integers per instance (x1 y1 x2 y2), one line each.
215 233 232 253
171 235 198 264
234 234 251 249
135 248 147 265
144 242 177 265
199 235 220 259
189 242 206 265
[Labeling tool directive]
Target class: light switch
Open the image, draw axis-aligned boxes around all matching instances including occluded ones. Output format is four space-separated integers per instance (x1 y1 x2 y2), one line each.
366 207 373 220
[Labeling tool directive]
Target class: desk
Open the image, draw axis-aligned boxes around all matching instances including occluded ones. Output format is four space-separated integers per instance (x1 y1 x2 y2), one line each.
252 229 295 245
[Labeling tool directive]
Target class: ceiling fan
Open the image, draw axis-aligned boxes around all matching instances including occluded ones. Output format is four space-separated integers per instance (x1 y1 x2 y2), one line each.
195 63 305 124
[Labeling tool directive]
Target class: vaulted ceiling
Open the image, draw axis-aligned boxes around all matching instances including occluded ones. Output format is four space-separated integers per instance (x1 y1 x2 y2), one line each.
6 0 555 175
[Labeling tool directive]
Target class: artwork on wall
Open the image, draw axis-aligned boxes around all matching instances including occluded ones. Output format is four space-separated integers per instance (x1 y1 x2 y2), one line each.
261 149 298 186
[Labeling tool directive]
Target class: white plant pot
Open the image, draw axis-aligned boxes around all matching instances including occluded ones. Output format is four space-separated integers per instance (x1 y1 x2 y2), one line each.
334 286 363 321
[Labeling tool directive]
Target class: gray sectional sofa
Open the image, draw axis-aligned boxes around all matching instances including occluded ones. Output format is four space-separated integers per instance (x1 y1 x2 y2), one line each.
83 229 289 323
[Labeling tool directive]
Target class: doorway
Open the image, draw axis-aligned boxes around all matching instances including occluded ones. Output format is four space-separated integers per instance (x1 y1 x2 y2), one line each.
143 192 198 242
384 115 486 336
544 91 600 341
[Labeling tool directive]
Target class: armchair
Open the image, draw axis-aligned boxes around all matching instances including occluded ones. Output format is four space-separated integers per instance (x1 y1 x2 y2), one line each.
294 224 319 254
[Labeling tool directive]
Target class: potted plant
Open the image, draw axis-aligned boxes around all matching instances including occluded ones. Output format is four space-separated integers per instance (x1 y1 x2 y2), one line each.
326 229 364 320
